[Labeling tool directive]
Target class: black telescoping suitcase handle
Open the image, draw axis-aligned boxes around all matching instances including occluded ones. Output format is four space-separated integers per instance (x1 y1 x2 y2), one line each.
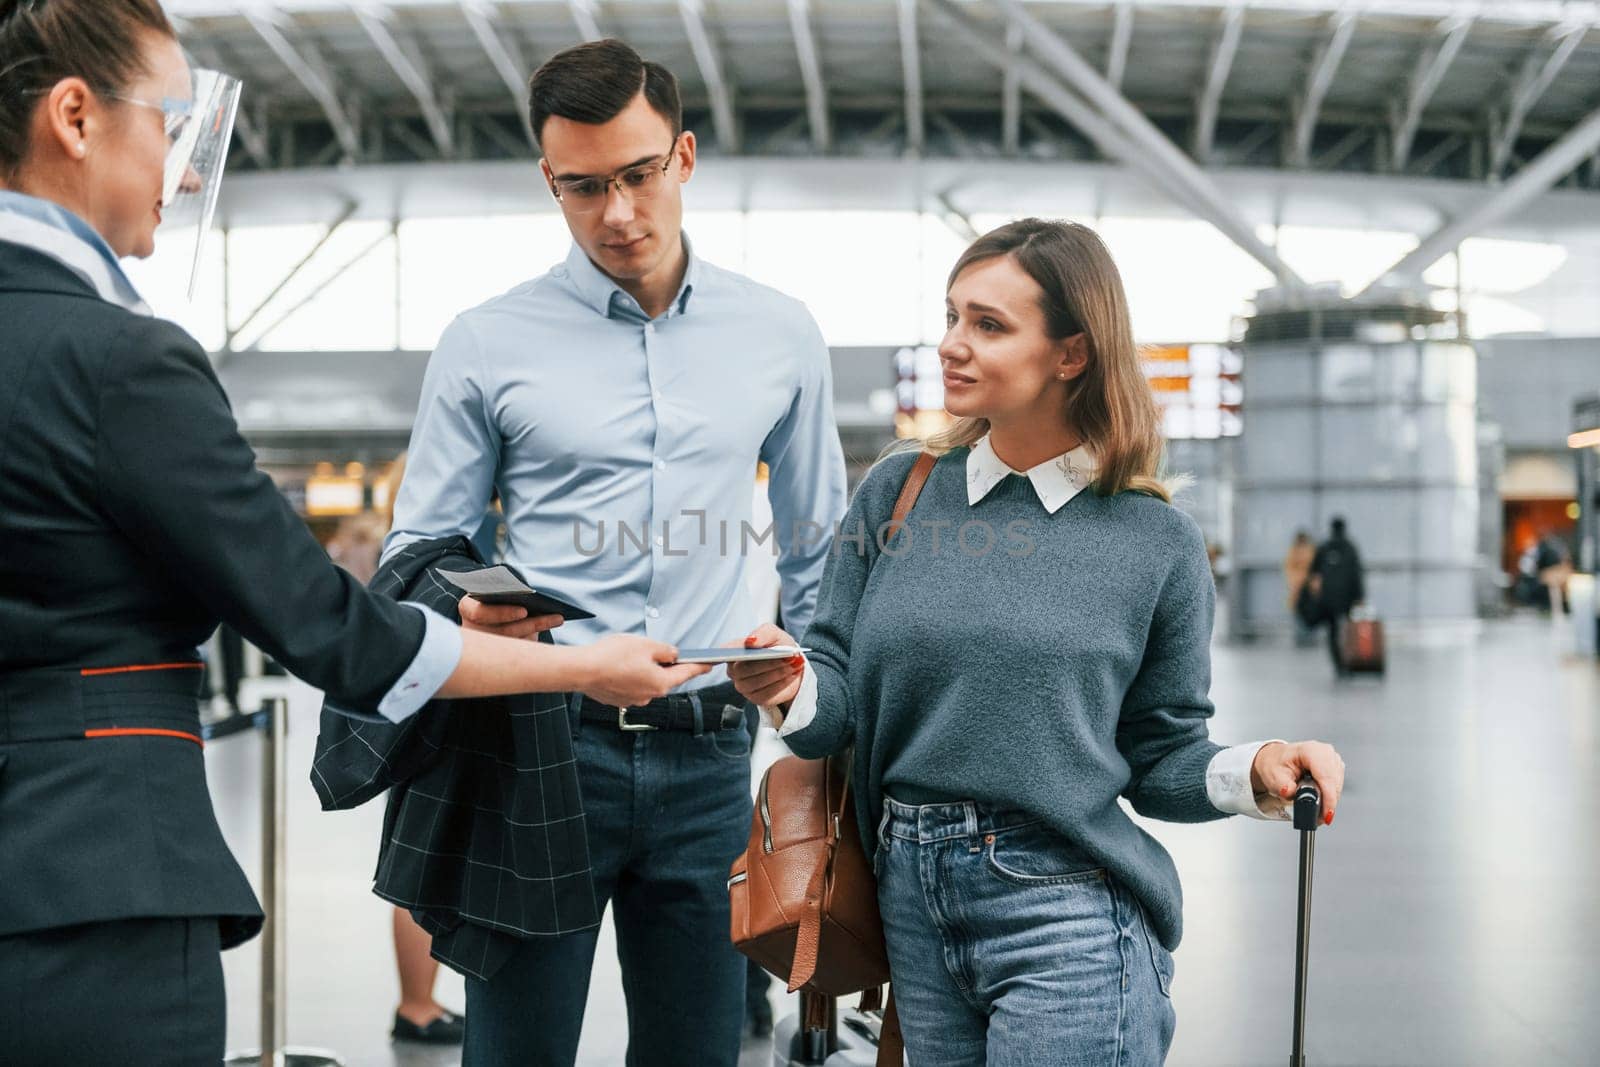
1291 774 1322 1067
1293 773 1322 832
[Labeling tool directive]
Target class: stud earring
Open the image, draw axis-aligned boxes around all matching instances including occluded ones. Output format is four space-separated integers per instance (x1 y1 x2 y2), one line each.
75 143 86 156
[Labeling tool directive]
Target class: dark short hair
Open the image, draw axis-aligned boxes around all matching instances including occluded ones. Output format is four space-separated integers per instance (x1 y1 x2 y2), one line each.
528 38 681 148
1331 517 1347 537
0 0 176 181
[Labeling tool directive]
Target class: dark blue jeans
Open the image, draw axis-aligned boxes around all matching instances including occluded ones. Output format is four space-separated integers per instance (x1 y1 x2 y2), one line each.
462 703 754 1067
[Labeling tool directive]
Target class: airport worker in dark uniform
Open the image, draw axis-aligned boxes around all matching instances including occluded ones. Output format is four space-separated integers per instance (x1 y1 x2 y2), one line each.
0 3 708 1063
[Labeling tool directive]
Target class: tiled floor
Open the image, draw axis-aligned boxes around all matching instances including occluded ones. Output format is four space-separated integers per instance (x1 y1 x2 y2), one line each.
207 613 1600 1066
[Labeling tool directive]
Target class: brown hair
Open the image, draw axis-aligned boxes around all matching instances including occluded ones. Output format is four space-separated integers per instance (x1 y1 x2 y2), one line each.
528 38 681 147
906 218 1173 502
0 0 175 181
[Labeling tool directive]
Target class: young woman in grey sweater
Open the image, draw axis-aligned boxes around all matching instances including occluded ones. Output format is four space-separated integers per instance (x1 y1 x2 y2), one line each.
731 219 1345 1065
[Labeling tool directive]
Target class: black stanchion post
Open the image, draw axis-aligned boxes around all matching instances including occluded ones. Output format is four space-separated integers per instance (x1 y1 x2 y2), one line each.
224 696 342 1067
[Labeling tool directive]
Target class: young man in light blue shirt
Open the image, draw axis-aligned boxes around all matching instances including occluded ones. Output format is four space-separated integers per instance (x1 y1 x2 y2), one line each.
385 39 848 1067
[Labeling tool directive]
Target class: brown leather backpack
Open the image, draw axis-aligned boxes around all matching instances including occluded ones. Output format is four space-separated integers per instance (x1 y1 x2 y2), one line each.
727 451 937 1067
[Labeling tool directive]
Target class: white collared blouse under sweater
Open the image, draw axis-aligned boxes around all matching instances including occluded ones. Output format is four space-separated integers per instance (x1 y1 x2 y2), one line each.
768 433 1289 820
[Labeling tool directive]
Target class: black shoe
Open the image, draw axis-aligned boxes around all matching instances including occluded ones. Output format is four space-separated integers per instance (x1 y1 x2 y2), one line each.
392 1009 465 1045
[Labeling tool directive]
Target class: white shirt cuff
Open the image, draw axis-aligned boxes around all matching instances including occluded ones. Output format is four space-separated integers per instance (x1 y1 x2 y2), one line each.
1205 739 1292 821
772 660 819 736
376 604 463 723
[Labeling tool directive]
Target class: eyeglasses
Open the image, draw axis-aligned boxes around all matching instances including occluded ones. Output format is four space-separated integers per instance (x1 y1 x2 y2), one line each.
107 94 194 146
548 134 679 214
19 86 194 145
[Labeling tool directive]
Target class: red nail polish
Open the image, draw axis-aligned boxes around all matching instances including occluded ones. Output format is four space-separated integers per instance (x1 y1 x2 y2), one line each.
744 636 757 647
1324 811 1334 826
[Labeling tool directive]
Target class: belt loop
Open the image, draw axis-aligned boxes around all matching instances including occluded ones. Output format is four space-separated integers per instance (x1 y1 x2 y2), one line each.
963 801 979 842
690 692 705 735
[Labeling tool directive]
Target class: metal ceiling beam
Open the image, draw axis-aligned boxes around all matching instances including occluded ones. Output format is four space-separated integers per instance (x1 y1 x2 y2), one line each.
1002 21 1023 155
244 7 361 162
972 0 1304 287
679 0 740 152
1410 131 1465 176
1488 22 1586 179
1106 0 1134 92
1289 10 1357 168
1390 15 1471 172
787 0 831 152
936 191 979 242
226 200 358 350
898 0 924 154
1193 2 1245 163
245 223 397 351
355 4 454 158
232 106 274 171
1363 100 1600 294
1315 125 1369 169
460 0 537 151
568 0 601 42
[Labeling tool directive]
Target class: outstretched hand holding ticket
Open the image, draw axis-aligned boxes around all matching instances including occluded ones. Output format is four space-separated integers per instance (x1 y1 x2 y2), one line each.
727 624 808 710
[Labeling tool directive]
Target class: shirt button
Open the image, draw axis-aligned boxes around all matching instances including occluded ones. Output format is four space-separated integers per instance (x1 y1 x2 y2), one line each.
652 390 663 401
655 459 667 471
644 323 655 335
655 535 665 547
647 607 661 620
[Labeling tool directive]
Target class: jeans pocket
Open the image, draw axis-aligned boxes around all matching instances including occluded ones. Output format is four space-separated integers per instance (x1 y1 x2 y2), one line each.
1139 905 1175 998
706 719 753 763
985 821 1105 886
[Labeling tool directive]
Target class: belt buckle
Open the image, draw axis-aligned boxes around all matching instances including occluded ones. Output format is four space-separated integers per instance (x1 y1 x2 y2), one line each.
617 707 656 732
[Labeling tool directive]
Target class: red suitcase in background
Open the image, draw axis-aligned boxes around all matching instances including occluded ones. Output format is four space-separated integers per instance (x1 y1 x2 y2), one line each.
1341 608 1386 674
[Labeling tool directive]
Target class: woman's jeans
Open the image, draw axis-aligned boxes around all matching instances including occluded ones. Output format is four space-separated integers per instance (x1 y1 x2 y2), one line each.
876 796 1176 1066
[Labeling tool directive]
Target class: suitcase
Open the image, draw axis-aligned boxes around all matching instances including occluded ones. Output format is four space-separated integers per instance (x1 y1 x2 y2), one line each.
1340 612 1385 674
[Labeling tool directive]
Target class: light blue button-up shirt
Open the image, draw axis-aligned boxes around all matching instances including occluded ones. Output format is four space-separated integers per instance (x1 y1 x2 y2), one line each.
386 238 848 682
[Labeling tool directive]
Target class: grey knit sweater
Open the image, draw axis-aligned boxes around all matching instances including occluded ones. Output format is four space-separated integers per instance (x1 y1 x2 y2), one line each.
788 448 1230 951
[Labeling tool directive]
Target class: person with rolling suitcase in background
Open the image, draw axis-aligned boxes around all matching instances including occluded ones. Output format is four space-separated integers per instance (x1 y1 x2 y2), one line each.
731 219 1346 1066
1309 517 1374 677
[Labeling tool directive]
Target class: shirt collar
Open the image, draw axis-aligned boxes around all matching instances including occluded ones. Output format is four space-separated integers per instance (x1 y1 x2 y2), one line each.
966 433 1097 514
561 231 700 322
0 190 150 315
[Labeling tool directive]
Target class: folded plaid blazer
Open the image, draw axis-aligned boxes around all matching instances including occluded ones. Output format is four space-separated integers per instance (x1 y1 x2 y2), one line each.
310 536 600 980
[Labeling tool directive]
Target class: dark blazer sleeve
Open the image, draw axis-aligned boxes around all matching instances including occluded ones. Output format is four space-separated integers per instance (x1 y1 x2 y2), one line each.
92 315 424 713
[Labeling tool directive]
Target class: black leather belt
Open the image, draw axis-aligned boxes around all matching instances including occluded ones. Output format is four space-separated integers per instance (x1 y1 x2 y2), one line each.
577 683 747 733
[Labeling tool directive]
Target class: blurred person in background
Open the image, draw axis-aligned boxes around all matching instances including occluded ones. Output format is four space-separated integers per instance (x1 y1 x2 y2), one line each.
1284 529 1317 646
1309 516 1365 677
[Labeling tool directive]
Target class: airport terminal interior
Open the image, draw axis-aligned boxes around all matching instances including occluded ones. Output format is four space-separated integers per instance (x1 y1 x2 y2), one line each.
25 0 1600 1064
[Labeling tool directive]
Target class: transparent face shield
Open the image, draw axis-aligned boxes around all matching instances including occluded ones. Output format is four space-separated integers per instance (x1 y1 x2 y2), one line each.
139 68 241 299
